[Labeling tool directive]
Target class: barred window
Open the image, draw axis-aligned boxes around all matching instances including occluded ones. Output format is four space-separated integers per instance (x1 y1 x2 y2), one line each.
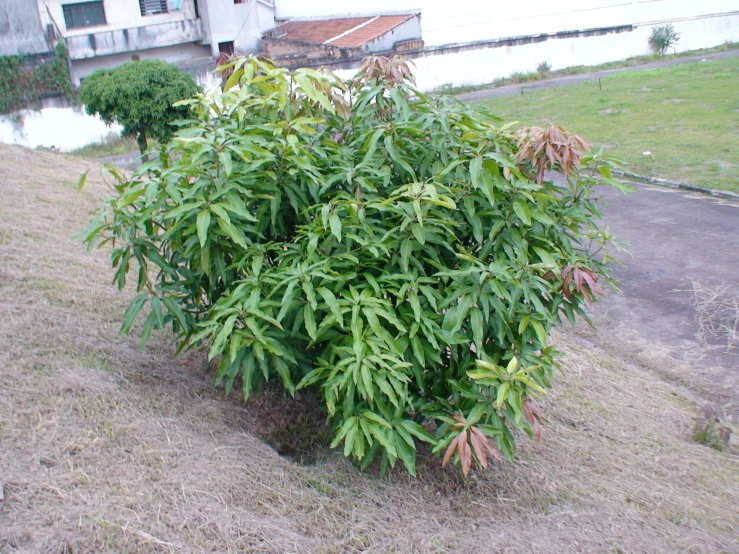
140 0 169 16
62 2 106 29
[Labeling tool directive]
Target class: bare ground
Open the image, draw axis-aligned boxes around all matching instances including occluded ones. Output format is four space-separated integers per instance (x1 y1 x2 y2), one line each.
0 144 737 553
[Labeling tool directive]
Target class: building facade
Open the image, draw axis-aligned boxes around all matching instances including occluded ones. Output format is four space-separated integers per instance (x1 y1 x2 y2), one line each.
2 1 276 84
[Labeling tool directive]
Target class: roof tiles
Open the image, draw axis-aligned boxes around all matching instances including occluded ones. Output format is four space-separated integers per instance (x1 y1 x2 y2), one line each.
272 14 417 48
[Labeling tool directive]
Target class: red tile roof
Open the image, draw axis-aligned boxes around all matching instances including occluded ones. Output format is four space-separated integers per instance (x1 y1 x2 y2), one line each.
271 14 417 48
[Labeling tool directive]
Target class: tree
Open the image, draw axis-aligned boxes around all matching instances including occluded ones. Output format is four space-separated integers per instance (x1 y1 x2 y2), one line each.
80 59 199 155
85 56 631 477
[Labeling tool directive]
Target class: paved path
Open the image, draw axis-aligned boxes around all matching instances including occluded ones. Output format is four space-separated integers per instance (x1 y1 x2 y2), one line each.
458 49 739 102
95 151 145 169
592 182 739 415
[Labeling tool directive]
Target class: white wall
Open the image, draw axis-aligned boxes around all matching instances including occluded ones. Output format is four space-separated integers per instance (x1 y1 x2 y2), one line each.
0 107 121 152
409 12 739 90
200 0 276 56
275 0 739 46
325 12 739 91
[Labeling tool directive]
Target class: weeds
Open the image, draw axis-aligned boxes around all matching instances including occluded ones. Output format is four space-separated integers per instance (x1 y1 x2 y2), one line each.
693 405 732 451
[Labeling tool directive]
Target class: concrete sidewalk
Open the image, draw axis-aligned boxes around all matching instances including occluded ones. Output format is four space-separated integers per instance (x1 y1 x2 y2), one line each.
457 48 739 102
592 182 739 416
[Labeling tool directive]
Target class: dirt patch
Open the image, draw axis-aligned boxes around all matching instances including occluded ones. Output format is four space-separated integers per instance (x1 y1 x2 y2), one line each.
598 108 630 116
1 144 738 553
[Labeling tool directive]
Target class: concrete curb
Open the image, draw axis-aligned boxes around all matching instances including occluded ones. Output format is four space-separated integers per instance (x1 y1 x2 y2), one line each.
613 170 739 202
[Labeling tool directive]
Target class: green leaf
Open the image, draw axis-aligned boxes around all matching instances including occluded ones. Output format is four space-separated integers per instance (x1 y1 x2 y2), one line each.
533 247 557 268
470 156 482 188
531 209 555 225
496 382 510 409
219 151 232 177
513 200 531 225
400 240 412 273
394 432 417 476
518 315 530 334
161 296 187 332
294 73 335 113
120 293 147 335
329 213 342 241
331 416 357 448
471 307 484 352
367 423 397 459
318 287 343 328
411 223 425 245
399 420 436 444
76 170 89 192
531 320 548 346
217 218 249 249
466 402 488 427
241 352 257 400
197 209 211 247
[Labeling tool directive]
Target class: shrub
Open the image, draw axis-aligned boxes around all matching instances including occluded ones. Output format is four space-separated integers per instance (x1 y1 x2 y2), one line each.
85 56 630 476
80 59 199 154
537 61 552 75
649 24 680 56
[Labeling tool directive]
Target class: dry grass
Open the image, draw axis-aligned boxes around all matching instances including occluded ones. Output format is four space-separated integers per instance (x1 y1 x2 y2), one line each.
1 144 738 553
691 281 739 350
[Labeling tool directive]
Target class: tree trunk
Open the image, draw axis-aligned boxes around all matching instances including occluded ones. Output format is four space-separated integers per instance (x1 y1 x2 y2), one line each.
137 131 148 156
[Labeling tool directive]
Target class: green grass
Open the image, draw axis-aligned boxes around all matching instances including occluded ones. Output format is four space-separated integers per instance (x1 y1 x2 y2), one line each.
476 56 739 192
68 133 138 159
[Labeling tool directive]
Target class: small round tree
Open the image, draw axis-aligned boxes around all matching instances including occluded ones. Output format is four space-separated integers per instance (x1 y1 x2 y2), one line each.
80 59 199 154
85 56 631 477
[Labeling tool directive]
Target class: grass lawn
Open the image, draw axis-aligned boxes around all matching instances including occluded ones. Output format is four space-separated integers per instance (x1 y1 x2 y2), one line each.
476 56 739 192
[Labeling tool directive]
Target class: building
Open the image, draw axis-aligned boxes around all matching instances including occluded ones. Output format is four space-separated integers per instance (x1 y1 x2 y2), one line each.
262 13 422 67
0 0 53 58
1 1 277 85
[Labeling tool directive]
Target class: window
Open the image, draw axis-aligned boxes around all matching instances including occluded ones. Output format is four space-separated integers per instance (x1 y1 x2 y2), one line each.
218 42 235 55
62 1 106 29
234 0 246 4
139 0 168 16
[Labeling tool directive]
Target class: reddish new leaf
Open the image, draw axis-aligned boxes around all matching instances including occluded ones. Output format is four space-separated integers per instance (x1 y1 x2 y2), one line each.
523 400 545 442
471 427 502 462
468 428 489 469
442 433 459 468
458 430 472 476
